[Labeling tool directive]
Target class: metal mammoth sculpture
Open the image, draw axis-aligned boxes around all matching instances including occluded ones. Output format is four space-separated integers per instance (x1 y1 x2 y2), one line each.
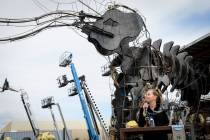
81 5 210 130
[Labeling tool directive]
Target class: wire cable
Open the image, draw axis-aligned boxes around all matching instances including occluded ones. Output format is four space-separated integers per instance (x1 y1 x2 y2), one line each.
0 10 78 22
31 0 50 13
77 0 101 15
48 0 77 4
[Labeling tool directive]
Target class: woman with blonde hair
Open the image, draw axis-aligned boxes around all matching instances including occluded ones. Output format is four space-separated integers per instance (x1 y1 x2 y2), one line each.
137 87 169 140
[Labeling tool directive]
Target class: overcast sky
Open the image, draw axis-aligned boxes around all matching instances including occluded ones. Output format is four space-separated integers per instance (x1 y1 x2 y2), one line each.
0 0 210 129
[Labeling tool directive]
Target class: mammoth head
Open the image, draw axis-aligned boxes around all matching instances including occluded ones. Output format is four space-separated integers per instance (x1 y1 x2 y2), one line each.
84 7 145 55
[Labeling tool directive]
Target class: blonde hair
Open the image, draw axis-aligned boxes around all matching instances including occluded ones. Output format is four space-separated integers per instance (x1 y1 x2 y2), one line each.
144 86 163 107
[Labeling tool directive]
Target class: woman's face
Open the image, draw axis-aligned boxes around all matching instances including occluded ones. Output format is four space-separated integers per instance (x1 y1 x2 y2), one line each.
144 89 157 103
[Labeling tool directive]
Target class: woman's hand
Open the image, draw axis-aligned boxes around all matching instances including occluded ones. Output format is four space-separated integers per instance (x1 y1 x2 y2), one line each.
139 99 148 108
142 102 149 109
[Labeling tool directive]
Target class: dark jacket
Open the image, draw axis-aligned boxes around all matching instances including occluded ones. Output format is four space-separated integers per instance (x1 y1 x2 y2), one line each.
137 107 169 140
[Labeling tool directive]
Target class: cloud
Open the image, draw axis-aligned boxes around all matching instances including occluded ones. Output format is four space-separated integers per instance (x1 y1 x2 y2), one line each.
0 27 111 128
176 11 210 29
0 93 27 126
137 0 210 48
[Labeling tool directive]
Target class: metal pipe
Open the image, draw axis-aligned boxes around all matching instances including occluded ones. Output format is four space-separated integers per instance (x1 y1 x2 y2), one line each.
56 103 71 140
21 93 40 138
49 107 62 140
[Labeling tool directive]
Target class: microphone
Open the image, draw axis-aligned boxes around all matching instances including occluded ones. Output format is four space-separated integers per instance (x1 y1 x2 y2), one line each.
143 103 148 117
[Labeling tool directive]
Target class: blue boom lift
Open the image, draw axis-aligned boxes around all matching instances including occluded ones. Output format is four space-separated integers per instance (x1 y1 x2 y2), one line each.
58 52 109 140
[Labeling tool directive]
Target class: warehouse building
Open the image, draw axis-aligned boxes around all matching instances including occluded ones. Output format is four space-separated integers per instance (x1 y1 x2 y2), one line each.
0 121 89 140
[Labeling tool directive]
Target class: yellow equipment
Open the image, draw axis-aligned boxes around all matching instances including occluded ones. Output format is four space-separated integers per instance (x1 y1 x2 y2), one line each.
126 120 139 128
37 132 56 140
4 137 12 140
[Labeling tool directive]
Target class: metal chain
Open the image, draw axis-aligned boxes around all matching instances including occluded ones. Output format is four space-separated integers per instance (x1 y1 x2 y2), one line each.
82 80 109 136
